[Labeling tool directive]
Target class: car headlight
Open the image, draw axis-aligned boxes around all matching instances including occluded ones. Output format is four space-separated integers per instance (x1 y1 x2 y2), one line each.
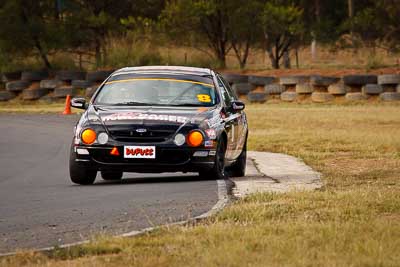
174 133 186 146
97 132 109 144
81 128 97 145
187 130 204 147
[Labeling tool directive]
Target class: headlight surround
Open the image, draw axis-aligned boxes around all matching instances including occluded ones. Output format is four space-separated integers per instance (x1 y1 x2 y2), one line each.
187 130 204 147
174 133 186 146
81 128 97 145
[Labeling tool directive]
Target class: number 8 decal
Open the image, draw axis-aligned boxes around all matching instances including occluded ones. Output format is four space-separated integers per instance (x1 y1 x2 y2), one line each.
197 94 211 102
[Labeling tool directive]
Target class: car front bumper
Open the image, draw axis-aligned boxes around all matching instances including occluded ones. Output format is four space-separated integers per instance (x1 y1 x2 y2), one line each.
71 144 216 173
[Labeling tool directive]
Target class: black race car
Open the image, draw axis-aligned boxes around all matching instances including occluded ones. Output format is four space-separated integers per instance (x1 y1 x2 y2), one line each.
69 66 248 185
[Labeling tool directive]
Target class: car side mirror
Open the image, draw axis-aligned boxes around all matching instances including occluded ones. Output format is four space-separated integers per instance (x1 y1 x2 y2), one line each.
71 97 87 110
232 100 245 111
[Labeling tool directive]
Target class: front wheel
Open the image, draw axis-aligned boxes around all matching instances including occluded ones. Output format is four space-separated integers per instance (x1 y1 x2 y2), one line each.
69 159 96 185
199 138 227 180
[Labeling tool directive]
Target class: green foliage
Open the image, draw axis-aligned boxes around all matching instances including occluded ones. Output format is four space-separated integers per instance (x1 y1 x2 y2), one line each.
260 1 304 68
103 38 163 68
350 0 400 52
161 0 232 68
0 0 399 70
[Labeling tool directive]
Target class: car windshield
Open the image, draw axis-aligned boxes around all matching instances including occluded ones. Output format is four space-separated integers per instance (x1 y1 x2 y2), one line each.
94 75 218 107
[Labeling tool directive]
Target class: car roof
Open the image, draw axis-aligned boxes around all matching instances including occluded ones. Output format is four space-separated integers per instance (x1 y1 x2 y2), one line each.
112 66 213 77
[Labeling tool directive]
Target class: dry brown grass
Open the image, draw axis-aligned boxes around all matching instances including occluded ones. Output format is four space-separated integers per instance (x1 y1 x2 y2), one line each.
1 103 400 267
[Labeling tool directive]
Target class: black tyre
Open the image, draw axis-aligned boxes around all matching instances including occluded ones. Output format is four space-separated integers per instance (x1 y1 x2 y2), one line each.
265 84 286 94
221 73 248 84
56 70 86 81
199 138 227 180
40 79 63 89
2 71 21 82
71 80 93 89
22 88 49 100
280 76 309 85
21 71 48 81
228 139 247 177
54 86 78 98
0 90 16 101
310 75 339 86
6 80 30 92
247 92 267 103
342 75 377 86
232 83 255 95
101 171 123 181
69 149 96 185
248 75 275 86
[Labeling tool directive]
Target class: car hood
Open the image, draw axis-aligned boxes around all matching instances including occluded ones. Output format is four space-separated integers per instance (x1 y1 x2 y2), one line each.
85 105 219 138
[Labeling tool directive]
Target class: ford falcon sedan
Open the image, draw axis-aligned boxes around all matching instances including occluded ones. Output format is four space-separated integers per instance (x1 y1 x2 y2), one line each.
69 66 248 185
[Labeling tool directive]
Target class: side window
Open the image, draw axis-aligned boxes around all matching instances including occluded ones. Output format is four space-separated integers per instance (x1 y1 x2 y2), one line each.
218 75 238 100
217 76 234 107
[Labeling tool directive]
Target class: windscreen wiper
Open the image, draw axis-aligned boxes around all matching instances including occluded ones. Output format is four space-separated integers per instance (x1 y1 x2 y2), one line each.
113 101 150 106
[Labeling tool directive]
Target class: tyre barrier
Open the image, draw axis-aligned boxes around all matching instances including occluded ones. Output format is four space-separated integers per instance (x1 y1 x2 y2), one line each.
362 84 383 95
221 73 248 84
342 75 377 86
56 70 86 81
247 92 267 103
2 72 21 82
6 80 31 92
345 92 369 101
2 72 400 103
265 84 286 94
328 83 348 95
39 93 56 103
380 92 400 101
296 83 314 94
72 80 94 89
0 90 16 101
22 88 49 100
311 92 334 103
232 83 255 95
281 91 297 102
21 71 49 81
54 86 78 98
86 70 113 82
248 75 275 86
378 74 400 85
280 75 308 85
310 75 340 86
40 79 64 89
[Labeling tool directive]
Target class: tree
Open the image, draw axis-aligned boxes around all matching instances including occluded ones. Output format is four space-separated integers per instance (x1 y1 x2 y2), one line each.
351 0 400 52
0 0 64 69
162 0 232 68
260 1 304 69
229 0 263 69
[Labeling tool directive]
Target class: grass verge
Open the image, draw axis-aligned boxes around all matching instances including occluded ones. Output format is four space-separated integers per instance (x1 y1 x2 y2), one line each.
0 102 79 114
1 103 400 267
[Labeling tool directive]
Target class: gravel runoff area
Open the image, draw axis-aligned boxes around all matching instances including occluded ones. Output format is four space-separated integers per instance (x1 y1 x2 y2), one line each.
232 151 323 197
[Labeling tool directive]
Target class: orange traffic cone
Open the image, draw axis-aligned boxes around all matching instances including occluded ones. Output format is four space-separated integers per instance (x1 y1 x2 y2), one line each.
62 95 72 115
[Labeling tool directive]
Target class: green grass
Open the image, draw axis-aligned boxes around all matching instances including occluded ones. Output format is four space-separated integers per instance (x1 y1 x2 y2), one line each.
1 103 400 267
0 102 78 114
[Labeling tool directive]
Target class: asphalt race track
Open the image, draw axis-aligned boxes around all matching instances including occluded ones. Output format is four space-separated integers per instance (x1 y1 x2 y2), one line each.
0 114 218 253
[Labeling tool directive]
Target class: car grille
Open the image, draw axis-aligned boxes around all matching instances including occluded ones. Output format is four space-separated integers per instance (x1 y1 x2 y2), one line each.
108 125 178 143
